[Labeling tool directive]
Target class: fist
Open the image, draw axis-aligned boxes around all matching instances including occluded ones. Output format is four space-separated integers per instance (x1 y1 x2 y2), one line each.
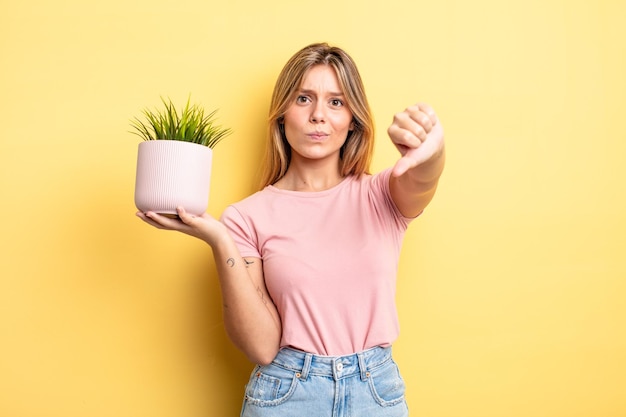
388 103 444 177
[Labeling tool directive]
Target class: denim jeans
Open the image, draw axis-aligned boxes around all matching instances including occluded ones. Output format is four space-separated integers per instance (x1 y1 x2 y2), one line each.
240 346 409 417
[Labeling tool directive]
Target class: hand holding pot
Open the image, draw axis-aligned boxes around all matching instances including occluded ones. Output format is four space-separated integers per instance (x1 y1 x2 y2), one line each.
136 206 229 248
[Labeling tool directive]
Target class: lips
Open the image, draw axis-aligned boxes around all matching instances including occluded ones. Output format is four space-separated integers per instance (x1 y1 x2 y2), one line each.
307 132 329 140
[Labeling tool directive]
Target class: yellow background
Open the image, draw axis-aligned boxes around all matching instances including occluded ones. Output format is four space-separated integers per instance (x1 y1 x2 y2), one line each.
1 0 625 416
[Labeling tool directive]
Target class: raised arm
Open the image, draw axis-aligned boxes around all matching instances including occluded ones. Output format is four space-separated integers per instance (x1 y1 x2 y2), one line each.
137 207 282 365
388 103 446 218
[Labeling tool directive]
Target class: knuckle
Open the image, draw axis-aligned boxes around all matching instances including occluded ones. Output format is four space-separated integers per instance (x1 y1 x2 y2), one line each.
404 130 418 144
407 104 420 113
392 111 406 123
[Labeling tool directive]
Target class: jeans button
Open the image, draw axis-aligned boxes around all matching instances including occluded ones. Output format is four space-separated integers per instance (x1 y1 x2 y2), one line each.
336 363 344 371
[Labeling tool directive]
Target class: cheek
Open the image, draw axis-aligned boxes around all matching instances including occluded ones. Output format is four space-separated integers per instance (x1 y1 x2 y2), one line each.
282 112 304 134
333 114 354 132
282 123 301 145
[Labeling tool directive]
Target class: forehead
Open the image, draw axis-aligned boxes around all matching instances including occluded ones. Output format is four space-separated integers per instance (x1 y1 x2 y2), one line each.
299 65 343 92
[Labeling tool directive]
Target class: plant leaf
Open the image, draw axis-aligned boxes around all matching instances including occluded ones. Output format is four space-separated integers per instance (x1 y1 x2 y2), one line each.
129 96 232 147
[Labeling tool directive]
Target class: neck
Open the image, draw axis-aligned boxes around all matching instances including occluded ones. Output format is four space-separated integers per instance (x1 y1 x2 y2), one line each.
275 159 343 192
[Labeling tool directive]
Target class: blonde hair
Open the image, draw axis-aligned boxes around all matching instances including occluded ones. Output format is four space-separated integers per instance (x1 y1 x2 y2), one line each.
259 43 375 188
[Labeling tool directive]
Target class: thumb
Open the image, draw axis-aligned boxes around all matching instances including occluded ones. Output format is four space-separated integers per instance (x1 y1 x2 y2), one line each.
392 156 415 177
176 206 197 224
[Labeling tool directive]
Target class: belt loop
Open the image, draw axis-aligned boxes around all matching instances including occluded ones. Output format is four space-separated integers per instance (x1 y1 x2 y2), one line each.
357 351 369 381
299 352 313 380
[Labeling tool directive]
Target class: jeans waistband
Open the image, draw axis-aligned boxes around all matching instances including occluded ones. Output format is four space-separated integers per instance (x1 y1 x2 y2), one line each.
270 346 393 381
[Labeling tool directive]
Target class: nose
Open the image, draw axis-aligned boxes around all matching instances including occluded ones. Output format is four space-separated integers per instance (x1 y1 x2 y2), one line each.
310 102 325 123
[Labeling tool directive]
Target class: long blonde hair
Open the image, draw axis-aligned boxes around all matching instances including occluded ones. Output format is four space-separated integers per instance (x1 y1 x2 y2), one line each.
259 43 375 188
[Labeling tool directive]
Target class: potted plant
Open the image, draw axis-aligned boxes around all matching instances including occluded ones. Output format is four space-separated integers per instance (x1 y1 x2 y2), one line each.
131 96 231 217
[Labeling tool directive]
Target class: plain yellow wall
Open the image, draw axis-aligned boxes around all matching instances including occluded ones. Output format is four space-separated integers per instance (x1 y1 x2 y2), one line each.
1 0 625 416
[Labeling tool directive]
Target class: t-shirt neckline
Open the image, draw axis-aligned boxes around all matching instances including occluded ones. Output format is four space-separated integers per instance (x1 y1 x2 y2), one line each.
266 175 353 197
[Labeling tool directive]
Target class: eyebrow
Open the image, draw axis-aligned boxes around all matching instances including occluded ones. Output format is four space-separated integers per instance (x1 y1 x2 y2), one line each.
299 88 345 97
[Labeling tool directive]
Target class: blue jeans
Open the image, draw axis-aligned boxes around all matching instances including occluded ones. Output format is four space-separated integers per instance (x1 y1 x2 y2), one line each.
240 346 409 417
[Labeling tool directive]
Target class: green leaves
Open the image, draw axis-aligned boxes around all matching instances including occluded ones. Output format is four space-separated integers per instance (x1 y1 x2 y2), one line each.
130 96 232 148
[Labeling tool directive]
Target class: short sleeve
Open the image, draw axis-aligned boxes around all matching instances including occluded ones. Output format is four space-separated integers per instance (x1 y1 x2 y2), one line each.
370 168 418 230
220 205 261 258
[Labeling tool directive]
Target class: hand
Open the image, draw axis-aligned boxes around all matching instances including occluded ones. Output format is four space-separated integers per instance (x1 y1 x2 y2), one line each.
388 103 444 177
136 206 228 247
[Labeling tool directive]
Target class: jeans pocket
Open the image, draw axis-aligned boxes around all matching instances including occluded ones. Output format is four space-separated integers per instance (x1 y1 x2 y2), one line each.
368 359 407 407
244 364 300 406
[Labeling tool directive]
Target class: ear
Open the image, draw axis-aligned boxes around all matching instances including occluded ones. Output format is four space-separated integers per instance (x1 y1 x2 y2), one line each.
349 119 355 131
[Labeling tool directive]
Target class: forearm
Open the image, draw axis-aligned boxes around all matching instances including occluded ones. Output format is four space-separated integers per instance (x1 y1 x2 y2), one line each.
211 235 282 365
137 208 281 364
402 145 445 193
391 145 445 218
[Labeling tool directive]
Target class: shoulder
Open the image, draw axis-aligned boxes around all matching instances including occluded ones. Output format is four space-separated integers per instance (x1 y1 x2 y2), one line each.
367 168 393 191
356 168 417 224
346 168 393 196
220 188 271 224
226 187 274 212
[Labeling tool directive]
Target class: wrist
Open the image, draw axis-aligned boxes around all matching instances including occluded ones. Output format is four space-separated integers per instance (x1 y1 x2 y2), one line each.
208 227 237 252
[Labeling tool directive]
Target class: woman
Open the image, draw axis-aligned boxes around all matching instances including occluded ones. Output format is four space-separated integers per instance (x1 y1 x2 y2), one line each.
138 42 445 416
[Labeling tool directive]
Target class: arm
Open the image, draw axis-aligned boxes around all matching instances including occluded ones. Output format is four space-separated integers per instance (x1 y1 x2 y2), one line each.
136 207 281 365
387 103 446 218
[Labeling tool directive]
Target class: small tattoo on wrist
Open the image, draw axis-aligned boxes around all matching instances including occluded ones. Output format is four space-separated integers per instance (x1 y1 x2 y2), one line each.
227 258 235 267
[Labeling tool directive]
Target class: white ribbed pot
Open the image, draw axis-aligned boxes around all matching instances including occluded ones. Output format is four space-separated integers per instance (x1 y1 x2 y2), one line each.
134 140 213 216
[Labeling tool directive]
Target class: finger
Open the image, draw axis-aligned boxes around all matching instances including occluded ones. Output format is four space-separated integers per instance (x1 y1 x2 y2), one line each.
388 122 425 149
392 155 415 177
409 109 433 134
176 206 192 222
144 211 187 230
136 211 169 229
392 137 441 177
177 206 204 227
395 109 430 140
415 103 438 126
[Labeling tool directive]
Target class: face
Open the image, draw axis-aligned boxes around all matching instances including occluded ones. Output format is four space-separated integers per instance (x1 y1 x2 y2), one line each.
282 65 354 166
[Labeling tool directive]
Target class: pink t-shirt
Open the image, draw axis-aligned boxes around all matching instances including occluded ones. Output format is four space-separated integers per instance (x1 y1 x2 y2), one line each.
220 168 414 356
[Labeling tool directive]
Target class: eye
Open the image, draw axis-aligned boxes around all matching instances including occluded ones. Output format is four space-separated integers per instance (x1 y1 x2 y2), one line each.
296 95 311 104
330 98 344 107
